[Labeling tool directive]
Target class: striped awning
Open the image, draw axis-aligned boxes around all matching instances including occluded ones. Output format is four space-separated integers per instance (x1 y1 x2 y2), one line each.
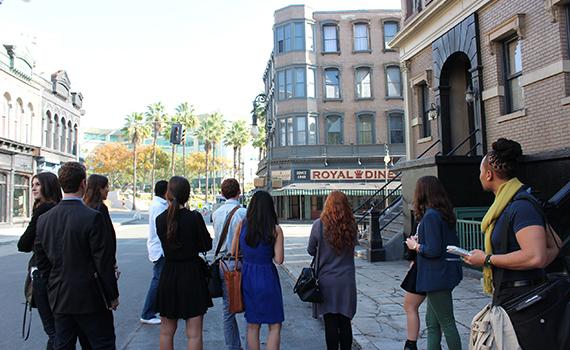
270 182 401 197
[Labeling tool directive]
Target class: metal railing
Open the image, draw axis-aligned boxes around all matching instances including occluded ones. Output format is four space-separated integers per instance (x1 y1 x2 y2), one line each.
456 219 484 252
446 128 480 156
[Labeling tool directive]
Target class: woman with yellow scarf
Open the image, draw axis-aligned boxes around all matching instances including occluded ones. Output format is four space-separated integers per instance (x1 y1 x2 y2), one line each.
464 138 561 349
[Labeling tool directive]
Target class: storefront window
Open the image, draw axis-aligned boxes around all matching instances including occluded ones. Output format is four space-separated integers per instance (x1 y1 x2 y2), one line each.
13 174 29 218
0 173 6 222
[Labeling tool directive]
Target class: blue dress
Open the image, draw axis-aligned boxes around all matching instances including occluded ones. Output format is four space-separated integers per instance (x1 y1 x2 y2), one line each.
240 221 285 324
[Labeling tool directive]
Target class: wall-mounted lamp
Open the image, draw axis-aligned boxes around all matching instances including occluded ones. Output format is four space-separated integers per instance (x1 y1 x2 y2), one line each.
357 157 362 166
427 103 439 120
324 158 329 167
465 85 476 104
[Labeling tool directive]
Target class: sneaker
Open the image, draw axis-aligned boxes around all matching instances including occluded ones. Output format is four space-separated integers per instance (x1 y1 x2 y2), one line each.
140 317 161 325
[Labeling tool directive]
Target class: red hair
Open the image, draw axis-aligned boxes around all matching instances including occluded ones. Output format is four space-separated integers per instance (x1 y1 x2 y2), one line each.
320 191 357 254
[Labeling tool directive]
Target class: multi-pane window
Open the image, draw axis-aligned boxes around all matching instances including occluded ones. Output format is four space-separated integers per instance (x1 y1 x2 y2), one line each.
324 68 340 99
326 115 343 144
356 67 372 99
13 174 29 218
354 23 370 51
357 114 374 144
323 24 339 52
384 21 399 50
386 66 402 97
307 68 316 98
277 115 318 146
275 22 306 54
420 84 431 138
504 37 523 113
277 67 310 100
389 112 404 144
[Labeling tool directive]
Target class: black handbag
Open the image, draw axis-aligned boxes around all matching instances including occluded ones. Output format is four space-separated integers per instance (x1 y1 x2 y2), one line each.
22 267 34 340
208 205 240 299
294 222 323 303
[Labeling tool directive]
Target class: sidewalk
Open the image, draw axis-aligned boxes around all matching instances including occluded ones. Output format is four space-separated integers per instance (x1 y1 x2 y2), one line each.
281 233 490 350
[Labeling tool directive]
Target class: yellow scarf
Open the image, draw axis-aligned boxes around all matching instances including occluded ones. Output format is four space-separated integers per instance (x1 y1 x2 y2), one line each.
481 177 523 294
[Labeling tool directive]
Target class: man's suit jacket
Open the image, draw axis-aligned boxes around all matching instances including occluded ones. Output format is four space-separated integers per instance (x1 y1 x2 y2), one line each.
35 199 119 315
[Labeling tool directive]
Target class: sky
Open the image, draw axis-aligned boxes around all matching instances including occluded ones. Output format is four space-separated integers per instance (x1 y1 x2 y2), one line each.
0 0 400 129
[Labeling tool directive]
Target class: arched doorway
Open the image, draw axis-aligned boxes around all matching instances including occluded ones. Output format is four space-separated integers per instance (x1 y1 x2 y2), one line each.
439 52 475 155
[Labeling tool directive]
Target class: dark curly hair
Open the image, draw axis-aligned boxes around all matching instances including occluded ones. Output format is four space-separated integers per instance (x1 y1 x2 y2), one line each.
320 191 357 255
413 176 456 225
486 138 523 179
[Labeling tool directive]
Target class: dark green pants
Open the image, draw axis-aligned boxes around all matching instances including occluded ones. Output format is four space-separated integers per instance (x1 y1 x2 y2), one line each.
426 289 461 350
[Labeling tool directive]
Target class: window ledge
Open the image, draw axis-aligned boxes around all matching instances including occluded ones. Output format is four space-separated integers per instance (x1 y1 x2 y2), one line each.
383 48 397 53
355 97 374 101
411 117 421 127
385 96 404 100
352 49 372 54
321 51 341 55
561 96 570 106
417 136 433 144
324 98 343 103
497 109 526 123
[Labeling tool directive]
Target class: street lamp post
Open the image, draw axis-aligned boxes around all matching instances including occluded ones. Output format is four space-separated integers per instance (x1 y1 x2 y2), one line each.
251 93 268 189
383 144 391 209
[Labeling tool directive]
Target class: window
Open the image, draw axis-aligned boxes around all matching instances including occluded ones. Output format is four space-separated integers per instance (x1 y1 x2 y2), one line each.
356 67 372 99
326 115 343 144
277 115 318 146
504 37 523 113
275 22 306 54
60 119 67 152
357 114 374 144
53 116 59 150
323 24 339 52
307 23 315 51
2 93 10 138
420 84 431 137
324 68 340 99
276 67 308 100
389 112 404 144
354 23 369 51
384 21 399 50
307 68 316 98
0 173 6 223
13 174 29 218
386 66 402 97
566 6 570 57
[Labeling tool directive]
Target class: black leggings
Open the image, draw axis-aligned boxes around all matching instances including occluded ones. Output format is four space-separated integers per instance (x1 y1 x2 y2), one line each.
323 313 352 350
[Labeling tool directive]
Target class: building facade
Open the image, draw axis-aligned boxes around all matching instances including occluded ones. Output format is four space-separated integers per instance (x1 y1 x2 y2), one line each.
1 44 82 224
390 0 570 235
258 5 405 220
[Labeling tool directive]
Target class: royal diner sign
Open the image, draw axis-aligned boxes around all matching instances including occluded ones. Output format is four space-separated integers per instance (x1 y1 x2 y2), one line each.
293 169 396 181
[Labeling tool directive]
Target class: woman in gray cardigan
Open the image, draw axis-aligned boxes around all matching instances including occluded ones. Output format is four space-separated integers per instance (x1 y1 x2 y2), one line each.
308 191 357 350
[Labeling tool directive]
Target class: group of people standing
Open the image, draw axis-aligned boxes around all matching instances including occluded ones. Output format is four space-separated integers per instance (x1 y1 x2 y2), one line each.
17 137 563 350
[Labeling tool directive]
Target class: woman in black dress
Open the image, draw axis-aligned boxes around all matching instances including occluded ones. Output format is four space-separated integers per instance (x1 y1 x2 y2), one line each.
84 174 118 276
156 176 212 350
17 172 61 349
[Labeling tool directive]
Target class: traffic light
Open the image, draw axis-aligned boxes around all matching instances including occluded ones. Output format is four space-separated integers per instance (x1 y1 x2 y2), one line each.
170 123 182 144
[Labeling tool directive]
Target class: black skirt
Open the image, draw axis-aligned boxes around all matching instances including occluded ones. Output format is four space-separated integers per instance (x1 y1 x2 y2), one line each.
157 258 213 319
400 262 426 295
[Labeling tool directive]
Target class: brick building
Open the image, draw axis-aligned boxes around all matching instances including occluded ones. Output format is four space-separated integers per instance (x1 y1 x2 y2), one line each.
390 0 570 235
257 5 404 220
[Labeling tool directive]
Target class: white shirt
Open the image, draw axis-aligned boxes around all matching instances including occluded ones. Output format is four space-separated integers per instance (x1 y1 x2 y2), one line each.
147 196 168 262
211 199 247 255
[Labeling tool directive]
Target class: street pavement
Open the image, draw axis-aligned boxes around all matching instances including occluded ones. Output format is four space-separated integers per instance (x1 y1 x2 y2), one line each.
0 215 489 350
0 215 327 350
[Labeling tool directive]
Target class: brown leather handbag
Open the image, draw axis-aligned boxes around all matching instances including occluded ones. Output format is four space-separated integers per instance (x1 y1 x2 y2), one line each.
221 221 244 314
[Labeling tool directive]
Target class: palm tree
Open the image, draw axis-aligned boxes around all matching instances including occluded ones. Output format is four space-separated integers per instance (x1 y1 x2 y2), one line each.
122 112 150 210
225 120 250 178
194 115 215 202
175 102 198 178
145 102 167 187
209 113 226 198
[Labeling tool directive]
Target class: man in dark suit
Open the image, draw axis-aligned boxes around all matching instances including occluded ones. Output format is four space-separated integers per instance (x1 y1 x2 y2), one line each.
35 162 119 350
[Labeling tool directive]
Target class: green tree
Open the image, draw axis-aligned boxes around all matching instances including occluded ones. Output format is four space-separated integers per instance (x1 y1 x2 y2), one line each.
209 112 226 198
123 112 150 210
224 120 250 178
85 143 131 189
175 102 198 178
162 112 181 176
145 102 167 187
194 115 216 202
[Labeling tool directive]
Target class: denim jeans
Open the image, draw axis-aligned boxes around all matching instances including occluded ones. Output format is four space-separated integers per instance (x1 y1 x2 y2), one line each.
425 289 461 350
33 270 56 350
220 259 243 350
140 256 164 320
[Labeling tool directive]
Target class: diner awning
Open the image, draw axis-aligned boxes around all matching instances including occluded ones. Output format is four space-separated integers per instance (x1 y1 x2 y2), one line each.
270 181 401 197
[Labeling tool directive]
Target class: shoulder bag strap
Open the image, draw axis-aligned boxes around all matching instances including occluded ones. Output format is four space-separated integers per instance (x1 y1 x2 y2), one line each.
214 205 241 257
233 221 242 271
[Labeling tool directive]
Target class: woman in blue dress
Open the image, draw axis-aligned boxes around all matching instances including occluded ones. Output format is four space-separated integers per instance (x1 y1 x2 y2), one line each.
230 190 284 350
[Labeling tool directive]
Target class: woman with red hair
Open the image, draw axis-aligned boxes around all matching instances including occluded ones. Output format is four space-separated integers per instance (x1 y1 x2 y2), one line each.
307 191 357 350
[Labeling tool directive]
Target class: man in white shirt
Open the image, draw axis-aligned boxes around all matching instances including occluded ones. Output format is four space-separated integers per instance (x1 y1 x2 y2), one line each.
140 180 168 325
212 178 247 350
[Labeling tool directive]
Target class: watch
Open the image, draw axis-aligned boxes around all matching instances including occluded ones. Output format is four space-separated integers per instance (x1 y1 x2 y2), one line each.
484 254 493 267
